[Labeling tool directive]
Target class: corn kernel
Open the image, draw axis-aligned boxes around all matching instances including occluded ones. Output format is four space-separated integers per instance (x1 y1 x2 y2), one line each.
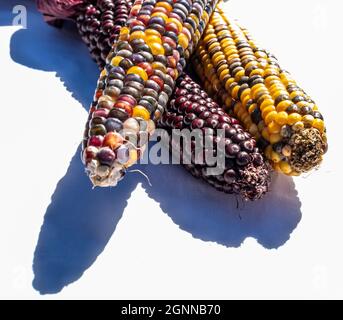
274 111 288 125
279 161 292 174
287 113 302 125
267 121 280 134
312 118 325 132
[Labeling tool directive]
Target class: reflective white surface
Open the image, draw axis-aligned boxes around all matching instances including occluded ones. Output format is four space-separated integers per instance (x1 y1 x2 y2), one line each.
0 0 342 299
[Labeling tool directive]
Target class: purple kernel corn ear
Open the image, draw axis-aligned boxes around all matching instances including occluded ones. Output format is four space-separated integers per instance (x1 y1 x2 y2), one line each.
160 74 271 201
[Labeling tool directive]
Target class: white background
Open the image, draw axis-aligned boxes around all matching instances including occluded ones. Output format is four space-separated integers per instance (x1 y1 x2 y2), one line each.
0 0 342 299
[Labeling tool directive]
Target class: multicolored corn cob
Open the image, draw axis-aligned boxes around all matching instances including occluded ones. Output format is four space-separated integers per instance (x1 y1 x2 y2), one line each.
160 74 270 200
193 2 328 176
82 0 219 187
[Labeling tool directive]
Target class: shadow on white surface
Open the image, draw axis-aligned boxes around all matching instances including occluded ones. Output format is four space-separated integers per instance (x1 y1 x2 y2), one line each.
4 0 302 294
143 165 301 249
32 146 139 294
5 0 99 108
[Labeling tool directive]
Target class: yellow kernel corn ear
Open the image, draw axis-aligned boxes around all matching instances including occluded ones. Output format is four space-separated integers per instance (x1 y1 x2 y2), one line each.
193 2 328 176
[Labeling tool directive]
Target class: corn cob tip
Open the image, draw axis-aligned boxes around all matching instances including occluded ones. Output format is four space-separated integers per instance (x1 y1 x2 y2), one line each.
237 162 271 201
289 128 327 174
85 159 126 187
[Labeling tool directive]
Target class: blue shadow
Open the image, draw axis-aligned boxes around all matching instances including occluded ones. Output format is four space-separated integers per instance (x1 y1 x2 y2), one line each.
32 146 140 294
6 0 99 108
3 0 302 294
143 164 301 249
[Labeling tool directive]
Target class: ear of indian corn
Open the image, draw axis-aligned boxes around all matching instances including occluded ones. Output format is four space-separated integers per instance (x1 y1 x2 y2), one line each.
82 0 220 187
160 73 270 200
193 2 328 176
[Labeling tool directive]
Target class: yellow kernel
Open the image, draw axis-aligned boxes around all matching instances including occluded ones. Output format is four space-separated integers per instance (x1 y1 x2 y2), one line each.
242 94 252 108
275 111 288 125
265 111 277 125
268 121 280 134
260 98 274 111
292 121 304 131
145 29 161 38
296 101 310 108
224 47 237 56
146 35 162 45
120 26 129 35
302 115 314 126
151 12 168 21
217 63 229 75
212 51 224 61
234 69 245 81
265 76 280 87
129 30 146 41
231 85 240 100
279 161 292 174
127 66 148 81
203 34 216 43
270 133 282 144
225 78 235 91
132 106 150 120
178 33 189 49
271 90 288 99
100 69 107 77
250 68 264 76
156 1 173 11
276 100 293 112
167 18 183 32
287 113 302 125
245 61 258 69
251 83 265 97
312 118 325 132
271 151 281 163
248 103 257 114
240 88 251 102
262 106 276 119
149 42 165 55
227 53 240 60
290 91 304 99
111 56 123 66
